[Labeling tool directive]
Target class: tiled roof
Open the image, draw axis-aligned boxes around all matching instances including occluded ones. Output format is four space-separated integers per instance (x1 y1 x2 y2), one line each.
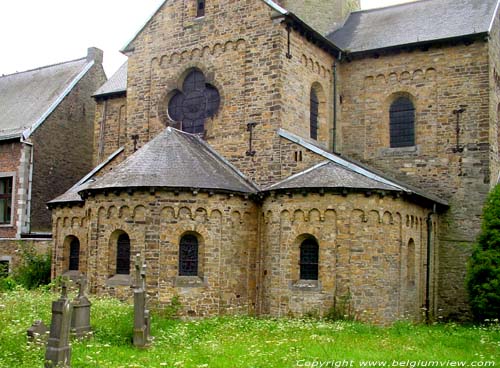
82 127 259 195
93 61 127 97
328 0 499 53
0 57 93 139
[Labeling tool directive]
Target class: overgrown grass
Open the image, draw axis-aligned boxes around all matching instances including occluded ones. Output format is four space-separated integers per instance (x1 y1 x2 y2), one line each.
0 288 499 367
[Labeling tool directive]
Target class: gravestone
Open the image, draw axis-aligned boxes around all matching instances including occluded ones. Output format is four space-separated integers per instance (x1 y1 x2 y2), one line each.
45 279 73 368
71 276 91 338
27 320 49 344
133 254 150 348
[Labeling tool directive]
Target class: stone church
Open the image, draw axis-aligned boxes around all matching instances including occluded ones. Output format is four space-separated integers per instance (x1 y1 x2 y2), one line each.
49 0 500 324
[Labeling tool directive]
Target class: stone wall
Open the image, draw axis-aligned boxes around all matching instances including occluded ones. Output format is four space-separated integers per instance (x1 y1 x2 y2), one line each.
0 239 51 272
489 13 500 186
52 191 258 317
260 192 433 325
0 140 22 238
338 40 491 319
30 63 106 232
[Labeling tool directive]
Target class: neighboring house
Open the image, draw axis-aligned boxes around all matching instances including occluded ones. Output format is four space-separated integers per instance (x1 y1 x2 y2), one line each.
49 0 500 324
0 48 106 272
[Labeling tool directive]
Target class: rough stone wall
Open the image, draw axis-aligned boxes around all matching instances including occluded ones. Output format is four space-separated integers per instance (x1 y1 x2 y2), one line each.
52 191 258 317
489 14 500 186
0 141 23 238
279 137 327 179
278 0 360 35
30 63 106 232
339 41 491 319
280 27 335 150
0 239 51 271
124 0 288 186
93 95 127 166
259 192 432 325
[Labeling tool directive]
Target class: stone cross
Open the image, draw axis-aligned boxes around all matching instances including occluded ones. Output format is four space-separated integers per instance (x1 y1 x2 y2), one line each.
133 254 150 348
71 275 91 338
45 278 73 367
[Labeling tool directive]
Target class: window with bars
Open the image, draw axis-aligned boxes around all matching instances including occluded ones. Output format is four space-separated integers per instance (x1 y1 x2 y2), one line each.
310 89 319 140
179 234 199 276
300 238 319 280
196 0 205 17
390 97 415 148
68 237 80 271
116 233 131 275
168 70 220 134
0 177 12 224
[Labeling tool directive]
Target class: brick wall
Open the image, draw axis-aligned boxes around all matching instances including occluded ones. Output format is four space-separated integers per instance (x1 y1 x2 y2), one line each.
0 140 22 238
30 63 106 232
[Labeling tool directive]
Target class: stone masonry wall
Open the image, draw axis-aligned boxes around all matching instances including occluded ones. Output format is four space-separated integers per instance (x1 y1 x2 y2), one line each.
489 13 500 186
53 191 258 317
260 192 433 325
93 95 127 166
339 41 491 319
30 63 106 232
0 141 23 238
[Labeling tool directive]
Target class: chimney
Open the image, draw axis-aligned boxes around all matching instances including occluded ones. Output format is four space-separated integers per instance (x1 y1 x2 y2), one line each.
87 47 103 64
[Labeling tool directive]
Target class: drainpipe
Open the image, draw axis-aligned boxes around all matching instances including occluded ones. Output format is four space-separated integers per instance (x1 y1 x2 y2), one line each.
425 204 436 323
333 52 341 154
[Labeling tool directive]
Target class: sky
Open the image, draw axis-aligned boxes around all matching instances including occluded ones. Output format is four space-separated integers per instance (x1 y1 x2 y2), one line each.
0 0 415 78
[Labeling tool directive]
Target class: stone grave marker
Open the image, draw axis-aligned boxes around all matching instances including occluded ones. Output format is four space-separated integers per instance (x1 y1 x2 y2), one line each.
27 320 49 344
133 254 150 348
71 275 91 338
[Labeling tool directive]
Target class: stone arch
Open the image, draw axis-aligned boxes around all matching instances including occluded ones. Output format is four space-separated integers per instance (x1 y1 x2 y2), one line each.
180 50 189 61
376 74 386 84
235 39 246 51
350 209 365 223
280 209 291 222
309 209 321 222
119 206 130 220
386 91 416 148
194 207 208 223
63 217 70 227
223 40 234 52
108 229 132 277
364 75 374 87
212 43 223 55
191 48 201 59
107 205 117 219
201 46 211 57
63 235 81 272
388 72 398 84
324 209 336 223
412 69 424 80
161 206 176 221
425 68 437 80
231 210 242 226
407 238 416 286
170 52 180 64
177 230 205 277
133 205 146 222
400 71 411 81
293 233 320 281
368 210 381 224
209 209 222 221
293 209 305 223
178 207 193 220
310 81 328 143
71 217 80 228
382 211 394 225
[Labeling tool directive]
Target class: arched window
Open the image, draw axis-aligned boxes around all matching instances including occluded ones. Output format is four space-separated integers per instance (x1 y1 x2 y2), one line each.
179 234 199 276
68 237 80 271
168 69 220 134
407 238 415 286
310 89 319 140
116 233 131 275
300 238 319 280
390 97 415 148
196 0 205 17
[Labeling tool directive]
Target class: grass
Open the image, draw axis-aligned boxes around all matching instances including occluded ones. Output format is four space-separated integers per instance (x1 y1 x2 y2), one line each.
0 288 499 368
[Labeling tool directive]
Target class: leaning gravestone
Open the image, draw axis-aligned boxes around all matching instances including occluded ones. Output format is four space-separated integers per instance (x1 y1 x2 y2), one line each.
27 320 49 344
45 279 73 368
71 275 91 338
133 254 150 348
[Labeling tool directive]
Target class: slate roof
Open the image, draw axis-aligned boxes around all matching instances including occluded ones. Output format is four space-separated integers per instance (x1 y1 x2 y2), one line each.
328 0 499 53
93 61 127 97
82 127 259 195
0 57 94 139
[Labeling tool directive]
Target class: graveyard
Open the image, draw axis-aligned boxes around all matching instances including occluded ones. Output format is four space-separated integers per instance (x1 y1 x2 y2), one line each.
0 285 498 367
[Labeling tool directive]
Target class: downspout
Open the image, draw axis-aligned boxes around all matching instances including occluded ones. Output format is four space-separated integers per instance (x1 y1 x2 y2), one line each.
425 204 436 323
333 51 341 154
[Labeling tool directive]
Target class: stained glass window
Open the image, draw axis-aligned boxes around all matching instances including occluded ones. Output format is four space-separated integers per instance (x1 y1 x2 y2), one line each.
390 97 415 148
179 234 199 276
300 238 319 280
310 89 319 140
116 233 130 275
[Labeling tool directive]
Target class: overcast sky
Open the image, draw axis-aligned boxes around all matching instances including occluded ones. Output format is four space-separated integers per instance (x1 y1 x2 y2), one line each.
0 0 415 78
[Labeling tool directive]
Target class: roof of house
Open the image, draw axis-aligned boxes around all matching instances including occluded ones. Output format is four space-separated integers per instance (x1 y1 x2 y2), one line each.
328 0 499 54
93 61 127 97
81 127 259 195
275 129 448 206
0 56 95 140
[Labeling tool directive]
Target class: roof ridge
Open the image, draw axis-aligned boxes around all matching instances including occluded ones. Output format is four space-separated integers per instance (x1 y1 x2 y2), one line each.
0 56 87 79
265 161 330 190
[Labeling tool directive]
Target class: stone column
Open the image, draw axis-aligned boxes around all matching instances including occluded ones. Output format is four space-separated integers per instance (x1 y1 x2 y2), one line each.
71 276 92 338
45 280 73 368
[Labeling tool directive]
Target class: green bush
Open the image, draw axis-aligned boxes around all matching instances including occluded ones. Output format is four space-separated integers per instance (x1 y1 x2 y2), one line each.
13 242 51 289
467 184 500 322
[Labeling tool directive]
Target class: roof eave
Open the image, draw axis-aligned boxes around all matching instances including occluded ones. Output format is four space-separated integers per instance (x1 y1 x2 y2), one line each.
92 90 127 100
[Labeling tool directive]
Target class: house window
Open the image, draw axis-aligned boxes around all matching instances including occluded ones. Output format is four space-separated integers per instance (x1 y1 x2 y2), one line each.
310 89 319 140
179 234 199 276
168 69 220 134
196 0 205 17
390 97 415 148
0 177 12 224
300 238 319 280
0 260 9 278
68 238 80 271
116 233 131 275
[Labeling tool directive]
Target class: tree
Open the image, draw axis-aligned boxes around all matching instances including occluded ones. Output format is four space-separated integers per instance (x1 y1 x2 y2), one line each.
467 185 500 321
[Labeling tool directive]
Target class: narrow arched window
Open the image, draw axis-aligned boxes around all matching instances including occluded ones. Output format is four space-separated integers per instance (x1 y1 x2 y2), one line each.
68 238 80 271
179 234 198 276
196 0 205 17
390 97 415 148
310 89 319 140
116 233 130 275
300 238 319 280
407 239 415 286
168 69 220 134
